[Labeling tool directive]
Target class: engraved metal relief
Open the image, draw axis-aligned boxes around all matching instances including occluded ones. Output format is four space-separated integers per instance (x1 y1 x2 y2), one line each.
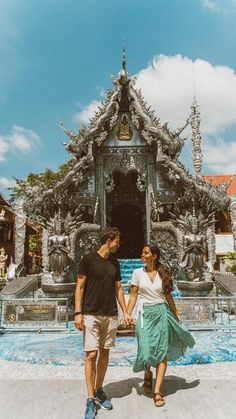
14 199 26 265
151 220 183 261
230 199 236 252
102 153 147 191
42 228 49 272
72 224 101 278
206 224 216 269
150 226 179 278
0 247 8 279
191 97 203 176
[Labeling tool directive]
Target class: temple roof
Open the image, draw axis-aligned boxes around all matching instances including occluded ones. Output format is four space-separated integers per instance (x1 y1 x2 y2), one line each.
61 52 189 160
0 192 11 207
204 175 236 197
16 54 230 215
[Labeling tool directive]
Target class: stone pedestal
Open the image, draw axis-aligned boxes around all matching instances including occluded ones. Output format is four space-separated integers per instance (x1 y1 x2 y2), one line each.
177 280 214 297
41 274 76 319
41 281 76 298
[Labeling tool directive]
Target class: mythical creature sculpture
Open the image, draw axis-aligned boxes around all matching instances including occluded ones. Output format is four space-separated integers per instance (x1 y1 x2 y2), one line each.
46 208 83 283
0 247 8 278
47 212 70 283
180 220 206 281
170 207 215 281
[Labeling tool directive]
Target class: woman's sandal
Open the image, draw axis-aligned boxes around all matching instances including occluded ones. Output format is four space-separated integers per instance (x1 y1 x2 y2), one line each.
143 370 153 394
154 392 165 407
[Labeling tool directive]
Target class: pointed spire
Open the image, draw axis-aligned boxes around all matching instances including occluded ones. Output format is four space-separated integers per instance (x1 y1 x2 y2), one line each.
191 96 203 177
122 46 126 72
117 46 130 85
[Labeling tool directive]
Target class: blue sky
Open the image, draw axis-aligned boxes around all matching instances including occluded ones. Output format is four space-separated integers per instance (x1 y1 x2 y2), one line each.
1 0 236 196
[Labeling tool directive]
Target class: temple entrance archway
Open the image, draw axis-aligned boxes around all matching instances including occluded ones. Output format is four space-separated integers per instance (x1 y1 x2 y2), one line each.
106 171 145 258
111 203 144 258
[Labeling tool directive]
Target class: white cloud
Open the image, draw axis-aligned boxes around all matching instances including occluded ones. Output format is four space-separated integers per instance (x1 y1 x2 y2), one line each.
200 0 236 12
0 138 9 161
8 126 40 151
135 54 236 135
74 100 102 125
76 55 236 135
201 0 219 11
203 138 236 173
0 177 16 188
0 126 40 161
74 88 106 125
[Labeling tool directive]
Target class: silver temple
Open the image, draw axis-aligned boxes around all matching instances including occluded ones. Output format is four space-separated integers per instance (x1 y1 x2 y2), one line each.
9 51 232 297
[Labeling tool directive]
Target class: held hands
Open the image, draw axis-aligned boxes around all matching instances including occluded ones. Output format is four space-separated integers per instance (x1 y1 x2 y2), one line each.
74 314 84 331
123 312 133 325
74 312 134 330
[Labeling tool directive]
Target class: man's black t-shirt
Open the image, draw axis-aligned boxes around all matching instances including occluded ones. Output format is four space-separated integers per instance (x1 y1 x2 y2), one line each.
78 252 121 316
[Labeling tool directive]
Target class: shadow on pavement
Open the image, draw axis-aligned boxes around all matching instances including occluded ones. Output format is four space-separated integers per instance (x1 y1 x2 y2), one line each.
104 378 143 398
103 375 200 400
162 375 200 396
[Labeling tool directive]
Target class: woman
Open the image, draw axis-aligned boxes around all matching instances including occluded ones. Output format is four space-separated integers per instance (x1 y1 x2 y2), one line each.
127 244 195 407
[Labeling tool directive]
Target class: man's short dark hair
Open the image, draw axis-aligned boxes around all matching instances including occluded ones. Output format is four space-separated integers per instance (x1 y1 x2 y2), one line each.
100 227 120 244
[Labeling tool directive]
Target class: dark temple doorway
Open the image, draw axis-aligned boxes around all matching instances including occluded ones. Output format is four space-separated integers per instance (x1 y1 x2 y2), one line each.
111 203 144 258
106 171 145 258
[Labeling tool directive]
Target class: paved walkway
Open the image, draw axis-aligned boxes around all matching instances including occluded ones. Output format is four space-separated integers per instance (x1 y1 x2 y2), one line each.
0 361 235 419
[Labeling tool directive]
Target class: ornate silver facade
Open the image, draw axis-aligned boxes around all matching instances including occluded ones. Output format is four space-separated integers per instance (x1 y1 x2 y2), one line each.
191 97 203 177
14 52 230 280
230 199 236 251
14 199 26 265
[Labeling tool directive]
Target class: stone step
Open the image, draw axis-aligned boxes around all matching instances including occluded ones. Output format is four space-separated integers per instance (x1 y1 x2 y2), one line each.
118 259 144 284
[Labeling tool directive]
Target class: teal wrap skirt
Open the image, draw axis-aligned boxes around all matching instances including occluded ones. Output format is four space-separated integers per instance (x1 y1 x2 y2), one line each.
133 303 195 372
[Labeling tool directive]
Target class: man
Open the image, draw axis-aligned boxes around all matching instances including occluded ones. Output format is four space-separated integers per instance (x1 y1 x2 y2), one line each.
74 226 131 419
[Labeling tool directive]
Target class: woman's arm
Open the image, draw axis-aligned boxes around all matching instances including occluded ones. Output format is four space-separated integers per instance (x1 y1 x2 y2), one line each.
127 285 138 316
115 281 130 321
165 293 179 321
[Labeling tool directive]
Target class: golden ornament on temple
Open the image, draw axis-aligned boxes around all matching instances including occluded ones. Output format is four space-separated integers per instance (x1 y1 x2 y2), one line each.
117 115 132 141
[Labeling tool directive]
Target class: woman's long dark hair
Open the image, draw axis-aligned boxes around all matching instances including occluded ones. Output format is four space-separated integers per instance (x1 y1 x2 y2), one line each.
144 243 173 295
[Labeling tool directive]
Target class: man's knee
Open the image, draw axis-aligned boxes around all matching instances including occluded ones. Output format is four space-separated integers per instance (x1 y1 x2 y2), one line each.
86 350 98 363
99 348 110 359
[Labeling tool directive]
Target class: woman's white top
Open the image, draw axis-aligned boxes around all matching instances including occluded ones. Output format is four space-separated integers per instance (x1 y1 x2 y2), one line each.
131 267 166 327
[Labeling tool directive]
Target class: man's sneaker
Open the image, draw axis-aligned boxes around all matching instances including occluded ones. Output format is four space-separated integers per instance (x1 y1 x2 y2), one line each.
95 388 113 410
84 398 97 419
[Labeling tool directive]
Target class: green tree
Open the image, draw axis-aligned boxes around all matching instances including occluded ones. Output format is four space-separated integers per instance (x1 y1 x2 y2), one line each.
9 160 72 201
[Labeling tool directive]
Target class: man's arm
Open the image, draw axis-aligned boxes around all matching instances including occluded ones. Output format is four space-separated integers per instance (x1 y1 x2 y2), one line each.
74 273 86 331
115 281 132 324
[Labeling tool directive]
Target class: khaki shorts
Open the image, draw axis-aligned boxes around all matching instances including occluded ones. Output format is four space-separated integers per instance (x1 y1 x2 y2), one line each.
83 315 118 352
